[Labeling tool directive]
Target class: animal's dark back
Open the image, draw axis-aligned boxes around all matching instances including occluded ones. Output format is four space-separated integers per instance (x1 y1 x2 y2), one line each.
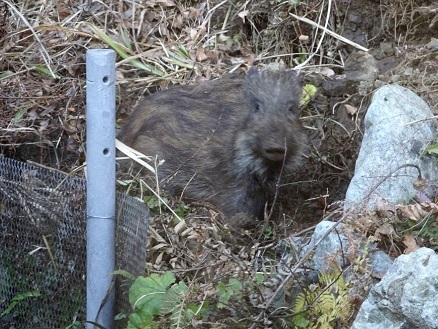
118 76 247 175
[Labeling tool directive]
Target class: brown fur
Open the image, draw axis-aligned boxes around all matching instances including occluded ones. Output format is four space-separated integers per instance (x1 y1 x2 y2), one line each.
118 68 306 225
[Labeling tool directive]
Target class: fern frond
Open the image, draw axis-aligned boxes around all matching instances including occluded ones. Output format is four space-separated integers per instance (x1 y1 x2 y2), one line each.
292 269 352 329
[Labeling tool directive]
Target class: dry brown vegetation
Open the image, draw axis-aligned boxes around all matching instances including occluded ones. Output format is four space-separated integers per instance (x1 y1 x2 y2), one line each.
1 0 438 327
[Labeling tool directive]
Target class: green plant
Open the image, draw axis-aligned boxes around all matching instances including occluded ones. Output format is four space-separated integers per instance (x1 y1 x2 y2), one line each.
144 195 190 222
127 272 210 329
0 290 41 318
144 194 169 213
406 214 438 251
88 24 165 76
216 278 243 309
293 270 351 329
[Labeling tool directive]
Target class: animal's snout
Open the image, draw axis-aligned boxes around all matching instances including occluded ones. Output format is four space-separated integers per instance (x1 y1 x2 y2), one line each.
263 146 287 162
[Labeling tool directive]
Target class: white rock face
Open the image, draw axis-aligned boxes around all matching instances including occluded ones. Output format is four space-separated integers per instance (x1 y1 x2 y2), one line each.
344 84 438 211
351 248 438 329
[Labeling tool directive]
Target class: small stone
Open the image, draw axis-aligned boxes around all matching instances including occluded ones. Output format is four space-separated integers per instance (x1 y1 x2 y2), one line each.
426 37 438 52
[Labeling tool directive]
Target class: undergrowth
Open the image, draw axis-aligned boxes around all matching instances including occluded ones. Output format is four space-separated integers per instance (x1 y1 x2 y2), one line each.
123 268 352 329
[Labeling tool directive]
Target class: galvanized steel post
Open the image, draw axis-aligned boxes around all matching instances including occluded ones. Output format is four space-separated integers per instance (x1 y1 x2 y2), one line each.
85 49 116 329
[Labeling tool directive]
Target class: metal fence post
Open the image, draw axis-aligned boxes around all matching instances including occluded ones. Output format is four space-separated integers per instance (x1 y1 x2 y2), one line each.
86 49 116 329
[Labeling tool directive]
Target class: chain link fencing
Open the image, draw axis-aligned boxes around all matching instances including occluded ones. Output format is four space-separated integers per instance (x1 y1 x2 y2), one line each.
0 156 149 328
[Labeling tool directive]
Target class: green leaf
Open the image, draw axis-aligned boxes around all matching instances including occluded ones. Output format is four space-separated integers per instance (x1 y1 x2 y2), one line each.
256 273 265 284
300 84 317 107
424 143 438 155
162 47 194 69
114 312 127 320
34 65 61 79
0 290 41 318
144 195 165 212
119 27 133 51
293 314 310 328
13 109 26 123
84 321 106 329
111 269 136 281
88 24 165 76
127 311 155 329
0 70 13 78
174 202 190 218
129 272 176 313
170 280 188 296
217 278 242 308
65 320 83 329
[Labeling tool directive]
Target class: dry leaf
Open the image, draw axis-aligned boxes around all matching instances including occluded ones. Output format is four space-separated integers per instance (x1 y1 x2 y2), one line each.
319 67 335 77
155 252 164 265
189 28 198 40
39 120 49 131
115 70 125 82
238 10 249 22
66 137 79 152
403 235 420 254
180 227 195 237
152 243 169 251
375 198 396 218
375 223 398 239
299 35 309 42
174 219 187 234
187 7 199 20
344 103 358 116
56 0 71 20
196 46 209 61
397 202 438 222
416 190 431 203
145 0 175 7
169 257 178 268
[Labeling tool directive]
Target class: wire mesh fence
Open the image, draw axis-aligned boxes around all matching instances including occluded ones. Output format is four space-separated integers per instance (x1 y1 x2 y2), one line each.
0 156 149 328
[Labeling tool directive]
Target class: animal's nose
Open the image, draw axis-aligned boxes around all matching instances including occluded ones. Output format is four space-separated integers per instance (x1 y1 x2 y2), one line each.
264 146 286 162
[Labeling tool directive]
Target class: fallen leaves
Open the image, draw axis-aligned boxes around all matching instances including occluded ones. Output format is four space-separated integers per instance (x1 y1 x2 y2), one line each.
371 197 438 254
403 235 420 254
398 202 438 222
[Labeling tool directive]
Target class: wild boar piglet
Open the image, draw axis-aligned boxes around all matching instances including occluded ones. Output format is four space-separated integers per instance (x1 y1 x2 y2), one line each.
118 67 307 225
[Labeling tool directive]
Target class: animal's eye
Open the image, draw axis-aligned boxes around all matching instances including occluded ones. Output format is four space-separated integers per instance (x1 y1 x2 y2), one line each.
254 102 262 112
288 105 296 113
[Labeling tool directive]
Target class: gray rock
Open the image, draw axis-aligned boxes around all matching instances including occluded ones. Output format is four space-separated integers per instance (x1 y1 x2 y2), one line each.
369 250 393 279
351 248 438 329
298 221 393 275
380 42 394 57
426 37 438 52
345 85 438 212
299 220 350 270
376 56 399 74
322 51 378 96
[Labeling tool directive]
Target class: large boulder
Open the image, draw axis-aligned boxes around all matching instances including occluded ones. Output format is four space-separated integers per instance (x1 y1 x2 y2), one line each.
345 85 438 211
351 248 438 329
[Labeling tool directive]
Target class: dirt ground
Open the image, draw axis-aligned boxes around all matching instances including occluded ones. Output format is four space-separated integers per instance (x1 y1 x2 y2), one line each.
1 0 437 326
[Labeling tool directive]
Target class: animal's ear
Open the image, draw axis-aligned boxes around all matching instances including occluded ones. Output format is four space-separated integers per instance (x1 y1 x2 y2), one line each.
246 67 259 78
